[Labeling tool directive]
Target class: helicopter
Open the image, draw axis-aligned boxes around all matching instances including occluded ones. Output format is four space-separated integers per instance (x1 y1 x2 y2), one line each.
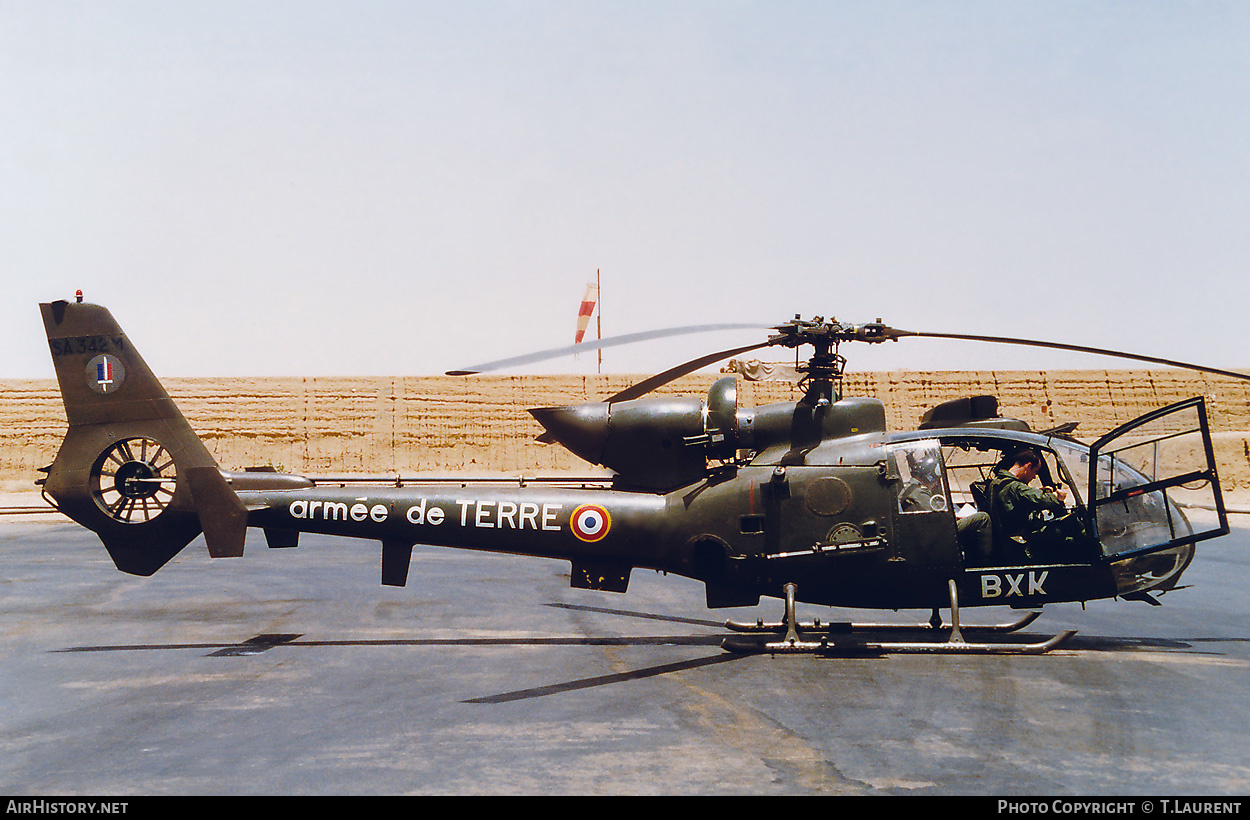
35 298 1246 655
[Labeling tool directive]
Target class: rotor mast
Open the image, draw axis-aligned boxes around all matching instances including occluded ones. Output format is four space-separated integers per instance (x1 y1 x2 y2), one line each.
769 316 891 406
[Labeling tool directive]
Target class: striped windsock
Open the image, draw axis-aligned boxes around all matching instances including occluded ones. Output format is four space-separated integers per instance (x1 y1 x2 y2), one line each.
575 283 598 343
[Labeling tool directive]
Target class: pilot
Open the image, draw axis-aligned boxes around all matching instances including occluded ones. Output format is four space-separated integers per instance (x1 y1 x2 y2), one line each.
899 450 946 512
985 448 1075 559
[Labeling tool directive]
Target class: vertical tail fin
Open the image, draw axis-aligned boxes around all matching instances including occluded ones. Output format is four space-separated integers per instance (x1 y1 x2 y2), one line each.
41 300 244 575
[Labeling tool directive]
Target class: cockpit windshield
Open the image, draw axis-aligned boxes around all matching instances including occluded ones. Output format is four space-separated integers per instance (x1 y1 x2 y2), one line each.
1050 439 1188 556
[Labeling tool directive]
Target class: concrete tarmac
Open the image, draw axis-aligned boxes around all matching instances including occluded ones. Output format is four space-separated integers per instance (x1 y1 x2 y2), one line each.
1 515 1248 795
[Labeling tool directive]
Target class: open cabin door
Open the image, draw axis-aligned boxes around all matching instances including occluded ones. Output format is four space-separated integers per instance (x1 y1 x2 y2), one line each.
1087 396 1228 561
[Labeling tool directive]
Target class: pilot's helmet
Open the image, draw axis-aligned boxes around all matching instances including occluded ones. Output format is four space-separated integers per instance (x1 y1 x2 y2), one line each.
908 450 941 483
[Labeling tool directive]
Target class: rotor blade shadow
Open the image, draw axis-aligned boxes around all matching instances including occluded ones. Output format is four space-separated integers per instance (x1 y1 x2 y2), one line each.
463 653 744 705
1063 634 1250 652
54 632 729 656
545 601 726 628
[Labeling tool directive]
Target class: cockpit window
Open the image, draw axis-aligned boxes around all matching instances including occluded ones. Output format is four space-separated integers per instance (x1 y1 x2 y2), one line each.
889 440 950 514
940 439 1079 516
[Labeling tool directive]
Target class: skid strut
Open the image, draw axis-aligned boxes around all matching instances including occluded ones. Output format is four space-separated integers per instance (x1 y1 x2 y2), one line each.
721 580 1075 655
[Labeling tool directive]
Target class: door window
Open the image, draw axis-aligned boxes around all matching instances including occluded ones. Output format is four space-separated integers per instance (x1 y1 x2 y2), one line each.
1087 397 1227 559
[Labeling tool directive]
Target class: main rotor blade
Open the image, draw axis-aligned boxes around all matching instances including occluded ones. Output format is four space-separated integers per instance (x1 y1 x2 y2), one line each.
446 324 771 376
607 341 773 403
890 329 1250 382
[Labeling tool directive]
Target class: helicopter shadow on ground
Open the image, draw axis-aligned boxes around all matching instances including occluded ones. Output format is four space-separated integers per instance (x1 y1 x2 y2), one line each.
49 601 751 703
49 602 1243 704
50 600 729 656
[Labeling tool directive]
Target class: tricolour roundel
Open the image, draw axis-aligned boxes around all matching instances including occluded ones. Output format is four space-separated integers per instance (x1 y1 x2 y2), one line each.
85 354 126 394
570 504 611 542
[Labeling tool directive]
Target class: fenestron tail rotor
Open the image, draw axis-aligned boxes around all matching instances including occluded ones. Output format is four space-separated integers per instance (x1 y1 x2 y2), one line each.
91 437 178 524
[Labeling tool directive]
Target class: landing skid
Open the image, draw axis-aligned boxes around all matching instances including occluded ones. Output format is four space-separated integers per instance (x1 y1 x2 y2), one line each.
721 581 1075 656
725 609 1042 635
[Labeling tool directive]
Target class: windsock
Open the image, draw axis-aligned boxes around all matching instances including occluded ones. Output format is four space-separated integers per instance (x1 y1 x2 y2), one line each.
574 283 599 343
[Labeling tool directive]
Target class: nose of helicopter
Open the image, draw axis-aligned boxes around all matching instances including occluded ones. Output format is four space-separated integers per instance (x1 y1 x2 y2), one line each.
529 402 610 464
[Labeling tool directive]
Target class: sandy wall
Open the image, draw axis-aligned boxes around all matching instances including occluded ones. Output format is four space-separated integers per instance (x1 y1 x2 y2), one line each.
4 370 1250 492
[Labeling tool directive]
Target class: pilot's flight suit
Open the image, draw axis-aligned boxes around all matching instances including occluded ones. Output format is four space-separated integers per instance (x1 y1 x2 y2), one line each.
985 467 1083 561
988 468 1066 539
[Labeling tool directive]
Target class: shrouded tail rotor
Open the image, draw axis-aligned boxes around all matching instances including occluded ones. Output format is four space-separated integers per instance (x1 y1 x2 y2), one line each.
91 437 178 524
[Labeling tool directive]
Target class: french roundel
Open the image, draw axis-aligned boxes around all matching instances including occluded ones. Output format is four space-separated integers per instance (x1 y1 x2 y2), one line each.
571 504 611 542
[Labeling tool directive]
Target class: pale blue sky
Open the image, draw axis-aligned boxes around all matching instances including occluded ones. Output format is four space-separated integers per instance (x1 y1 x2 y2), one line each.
3 1 1249 378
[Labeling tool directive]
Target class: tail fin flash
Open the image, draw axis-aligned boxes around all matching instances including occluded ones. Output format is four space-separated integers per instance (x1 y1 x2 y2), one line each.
41 300 241 575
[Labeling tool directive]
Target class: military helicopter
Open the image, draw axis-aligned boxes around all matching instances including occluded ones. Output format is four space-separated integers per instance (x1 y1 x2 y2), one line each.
36 298 1246 655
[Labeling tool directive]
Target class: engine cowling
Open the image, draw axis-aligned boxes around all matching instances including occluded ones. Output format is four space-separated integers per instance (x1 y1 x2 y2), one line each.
531 375 890 488
530 376 745 490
